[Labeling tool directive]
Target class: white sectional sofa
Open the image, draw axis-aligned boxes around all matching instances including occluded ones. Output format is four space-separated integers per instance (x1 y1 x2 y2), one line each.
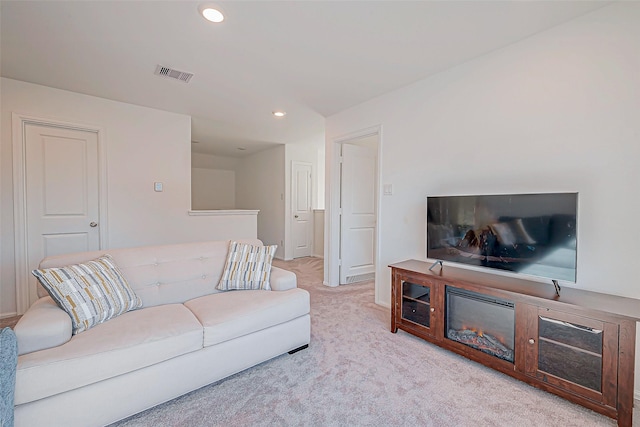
13 239 311 427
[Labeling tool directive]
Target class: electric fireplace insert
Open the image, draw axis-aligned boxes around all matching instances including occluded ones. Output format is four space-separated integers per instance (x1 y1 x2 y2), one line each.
445 287 515 362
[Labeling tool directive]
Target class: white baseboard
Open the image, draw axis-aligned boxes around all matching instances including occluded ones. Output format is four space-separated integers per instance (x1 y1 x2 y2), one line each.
312 254 324 259
0 311 18 319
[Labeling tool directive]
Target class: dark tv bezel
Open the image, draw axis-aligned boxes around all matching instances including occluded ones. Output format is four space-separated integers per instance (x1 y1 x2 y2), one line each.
426 192 578 284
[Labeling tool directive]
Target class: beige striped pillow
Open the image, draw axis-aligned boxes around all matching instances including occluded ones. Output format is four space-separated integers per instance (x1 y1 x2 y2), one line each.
32 255 142 334
217 241 277 291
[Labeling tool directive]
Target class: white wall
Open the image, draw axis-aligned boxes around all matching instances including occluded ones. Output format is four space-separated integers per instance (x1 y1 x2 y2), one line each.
235 146 286 259
191 168 235 209
192 152 240 170
233 142 323 261
313 210 324 258
1 78 257 316
0 77 4 316
191 153 239 210
326 2 640 395
316 147 325 210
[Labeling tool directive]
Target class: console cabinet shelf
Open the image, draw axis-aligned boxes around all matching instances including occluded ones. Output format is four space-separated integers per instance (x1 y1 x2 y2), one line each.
390 260 639 427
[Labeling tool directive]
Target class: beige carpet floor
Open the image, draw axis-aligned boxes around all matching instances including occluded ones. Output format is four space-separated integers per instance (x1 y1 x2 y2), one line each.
111 257 636 427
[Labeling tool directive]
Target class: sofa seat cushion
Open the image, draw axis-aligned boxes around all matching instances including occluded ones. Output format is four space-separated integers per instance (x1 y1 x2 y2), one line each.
184 288 310 347
15 304 202 405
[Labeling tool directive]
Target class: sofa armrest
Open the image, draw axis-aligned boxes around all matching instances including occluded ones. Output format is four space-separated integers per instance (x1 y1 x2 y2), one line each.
14 297 72 356
270 267 297 291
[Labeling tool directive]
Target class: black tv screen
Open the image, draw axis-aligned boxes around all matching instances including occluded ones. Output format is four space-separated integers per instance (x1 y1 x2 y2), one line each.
427 193 577 282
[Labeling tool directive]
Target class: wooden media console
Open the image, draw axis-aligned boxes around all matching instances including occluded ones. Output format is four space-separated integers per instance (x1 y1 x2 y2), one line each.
390 259 639 426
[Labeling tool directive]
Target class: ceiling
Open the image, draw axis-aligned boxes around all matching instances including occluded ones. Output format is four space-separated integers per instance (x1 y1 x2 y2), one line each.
1 1 609 158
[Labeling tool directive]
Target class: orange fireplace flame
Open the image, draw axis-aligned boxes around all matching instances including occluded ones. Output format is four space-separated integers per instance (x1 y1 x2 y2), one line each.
460 325 501 341
462 325 484 336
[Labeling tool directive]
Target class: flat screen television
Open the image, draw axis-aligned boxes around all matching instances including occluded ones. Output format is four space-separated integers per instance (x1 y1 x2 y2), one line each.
427 193 577 283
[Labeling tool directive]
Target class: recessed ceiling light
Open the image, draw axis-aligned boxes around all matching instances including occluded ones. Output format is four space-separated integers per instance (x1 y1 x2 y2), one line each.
199 5 224 23
272 111 286 117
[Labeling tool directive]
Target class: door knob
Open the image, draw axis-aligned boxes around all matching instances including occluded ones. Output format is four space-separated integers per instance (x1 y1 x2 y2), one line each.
294 215 299 218
90 222 98 227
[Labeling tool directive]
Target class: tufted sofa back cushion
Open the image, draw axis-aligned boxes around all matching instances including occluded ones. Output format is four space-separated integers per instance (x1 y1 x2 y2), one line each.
37 239 262 308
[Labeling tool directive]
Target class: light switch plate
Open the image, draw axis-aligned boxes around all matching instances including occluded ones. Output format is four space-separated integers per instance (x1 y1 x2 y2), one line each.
154 182 163 192
383 184 393 195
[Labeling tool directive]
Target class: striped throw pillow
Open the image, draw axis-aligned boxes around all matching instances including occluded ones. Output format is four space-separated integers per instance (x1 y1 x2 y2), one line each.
217 241 277 290
32 255 142 334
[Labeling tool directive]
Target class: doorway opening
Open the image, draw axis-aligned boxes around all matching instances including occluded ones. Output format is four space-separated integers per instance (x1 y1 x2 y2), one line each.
327 126 380 293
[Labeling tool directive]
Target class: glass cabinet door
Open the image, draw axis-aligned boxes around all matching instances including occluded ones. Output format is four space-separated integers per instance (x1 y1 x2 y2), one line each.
400 281 437 336
523 306 618 405
537 315 603 391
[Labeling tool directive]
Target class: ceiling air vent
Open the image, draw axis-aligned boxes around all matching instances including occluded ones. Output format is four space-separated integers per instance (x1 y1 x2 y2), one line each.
154 65 194 83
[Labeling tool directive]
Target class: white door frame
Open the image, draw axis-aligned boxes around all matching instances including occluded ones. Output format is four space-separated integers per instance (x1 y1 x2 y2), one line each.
326 125 381 293
12 113 108 314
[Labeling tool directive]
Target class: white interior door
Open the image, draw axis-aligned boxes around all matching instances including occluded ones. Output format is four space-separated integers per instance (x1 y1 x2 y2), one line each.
340 143 377 284
292 161 312 258
25 123 101 303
